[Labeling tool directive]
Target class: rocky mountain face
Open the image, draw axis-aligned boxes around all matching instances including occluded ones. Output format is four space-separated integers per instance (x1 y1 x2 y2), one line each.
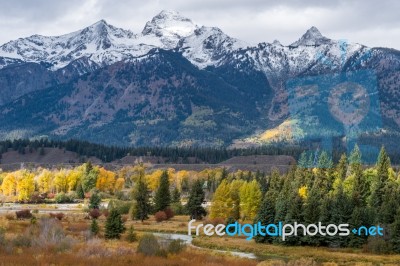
0 10 399 148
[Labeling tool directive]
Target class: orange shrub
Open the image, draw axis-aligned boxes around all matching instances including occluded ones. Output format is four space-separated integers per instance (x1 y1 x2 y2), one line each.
154 211 167 222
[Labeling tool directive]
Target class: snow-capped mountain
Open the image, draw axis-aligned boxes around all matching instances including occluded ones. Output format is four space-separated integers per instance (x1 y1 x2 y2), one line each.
178 26 248 68
0 10 399 148
0 10 364 74
0 10 207 70
290 26 333 47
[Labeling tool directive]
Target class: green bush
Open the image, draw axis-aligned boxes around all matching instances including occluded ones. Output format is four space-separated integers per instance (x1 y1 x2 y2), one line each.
137 234 160 256
167 239 186 254
171 202 186 215
126 225 137 242
108 199 132 215
54 192 73 203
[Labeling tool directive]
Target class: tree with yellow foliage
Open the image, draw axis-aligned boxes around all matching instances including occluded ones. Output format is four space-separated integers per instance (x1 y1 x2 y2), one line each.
114 177 125 191
298 185 308 200
146 169 163 192
210 180 232 219
239 180 262 221
96 167 116 193
67 168 83 192
1 172 17 197
54 169 68 193
37 169 52 193
16 170 35 202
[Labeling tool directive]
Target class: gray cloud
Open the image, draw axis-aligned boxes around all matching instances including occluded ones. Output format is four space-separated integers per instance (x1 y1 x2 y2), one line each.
0 0 399 49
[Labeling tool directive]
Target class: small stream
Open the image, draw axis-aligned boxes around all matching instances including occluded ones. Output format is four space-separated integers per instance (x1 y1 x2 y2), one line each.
153 232 257 260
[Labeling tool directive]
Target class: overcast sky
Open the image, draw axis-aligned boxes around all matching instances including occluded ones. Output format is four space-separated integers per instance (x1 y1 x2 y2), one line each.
0 0 399 49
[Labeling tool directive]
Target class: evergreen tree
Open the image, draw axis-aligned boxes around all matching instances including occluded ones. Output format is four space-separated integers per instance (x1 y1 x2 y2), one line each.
298 151 309 168
254 191 276 243
370 146 391 217
221 167 228 181
390 210 400 253
105 208 125 239
154 170 171 212
76 181 85 199
187 180 206 220
336 154 347 180
302 185 321 245
330 180 352 247
90 218 100 235
134 176 151 221
172 187 181 203
89 191 101 209
350 145 368 207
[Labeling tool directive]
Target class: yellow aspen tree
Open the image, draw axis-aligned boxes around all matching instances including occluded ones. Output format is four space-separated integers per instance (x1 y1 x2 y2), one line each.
114 177 125 191
37 169 52 193
67 168 83 192
1 172 17 196
210 180 232 219
96 167 116 193
54 169 68 193
146 170 163 192
240 180 262 221
16 170 35 202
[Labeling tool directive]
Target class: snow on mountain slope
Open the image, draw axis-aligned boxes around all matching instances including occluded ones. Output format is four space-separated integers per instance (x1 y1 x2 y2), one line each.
230 27 363 78
0 12 364 75
0 11 200 70
290 26 332 47
141 10 198 49
178 26 249 68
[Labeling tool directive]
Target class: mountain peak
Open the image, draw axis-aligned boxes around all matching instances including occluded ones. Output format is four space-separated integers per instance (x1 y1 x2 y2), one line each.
142 10 198 38
290 26 331 47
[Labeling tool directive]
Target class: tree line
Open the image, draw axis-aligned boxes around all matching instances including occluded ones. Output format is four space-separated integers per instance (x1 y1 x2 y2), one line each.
0 139 304 163
208 146 400 253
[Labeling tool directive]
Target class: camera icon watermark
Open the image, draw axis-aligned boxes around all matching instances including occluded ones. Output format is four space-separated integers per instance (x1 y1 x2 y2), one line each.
285 40 382 164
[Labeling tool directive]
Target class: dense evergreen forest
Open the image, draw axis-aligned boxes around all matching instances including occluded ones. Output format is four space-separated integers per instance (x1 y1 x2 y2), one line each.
0 139 304 164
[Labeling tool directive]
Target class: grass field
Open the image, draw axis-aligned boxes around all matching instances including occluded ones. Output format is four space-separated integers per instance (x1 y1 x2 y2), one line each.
0 212 400 265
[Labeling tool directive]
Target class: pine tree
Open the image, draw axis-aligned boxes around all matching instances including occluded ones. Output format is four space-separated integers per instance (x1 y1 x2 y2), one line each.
76 181 85 199
187 180 206 220
302 185 321 245
154 170 171 212
254 191 276 243
330 179 352 247
336 154 347 180
134 176 151 221
90 218 100 235
89 191 101 209
370 146 391 218
350 145 368 207
105 208 125 239
172 187 181 203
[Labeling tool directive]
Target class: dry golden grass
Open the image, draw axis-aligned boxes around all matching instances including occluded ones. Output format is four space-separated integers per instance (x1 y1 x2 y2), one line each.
0 245 257 266
2 213 400 265
193 236 400 265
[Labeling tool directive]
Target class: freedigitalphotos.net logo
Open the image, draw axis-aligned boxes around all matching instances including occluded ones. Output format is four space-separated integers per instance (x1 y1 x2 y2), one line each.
285 40 382 164
188 220 384 241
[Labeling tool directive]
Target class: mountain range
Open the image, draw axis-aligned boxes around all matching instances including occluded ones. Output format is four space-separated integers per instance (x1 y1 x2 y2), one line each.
0 10 399 150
